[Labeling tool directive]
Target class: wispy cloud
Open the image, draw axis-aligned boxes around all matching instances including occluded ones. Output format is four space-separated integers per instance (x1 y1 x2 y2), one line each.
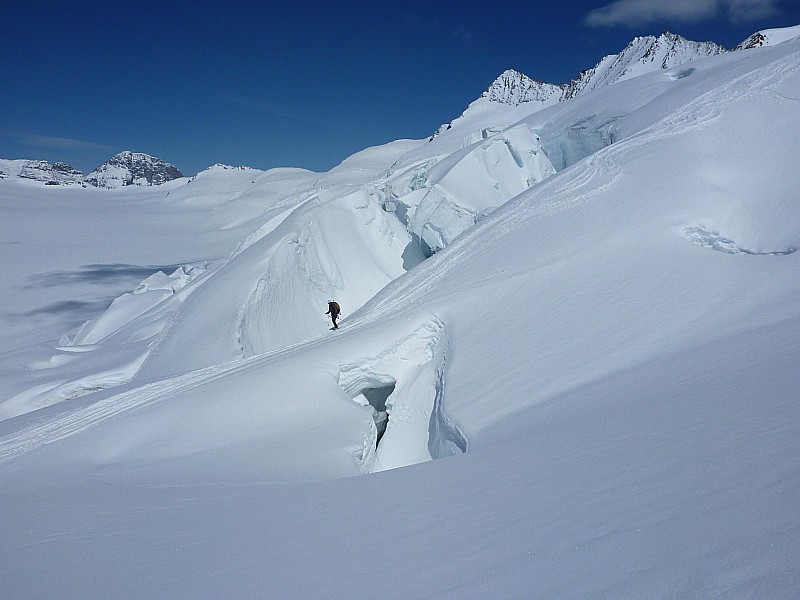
2 130 117 153
449 25 474 42
584 0 781 27
223 95 320 124
391 8 473 42
727 0 782 22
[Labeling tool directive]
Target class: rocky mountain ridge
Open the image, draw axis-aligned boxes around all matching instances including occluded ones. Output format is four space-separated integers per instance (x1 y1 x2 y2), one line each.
84 151 183 188
560 31 725 100
432 31 738 139
736 24 800 50
0 151 183 188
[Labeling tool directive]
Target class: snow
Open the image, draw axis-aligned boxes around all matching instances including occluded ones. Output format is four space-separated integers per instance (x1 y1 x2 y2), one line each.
562 32 725 100
737 24 800 49
1 27 800 600
0 158 84 185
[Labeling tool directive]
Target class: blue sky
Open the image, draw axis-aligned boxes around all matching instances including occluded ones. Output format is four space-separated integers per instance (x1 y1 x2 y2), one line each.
2 0 798 176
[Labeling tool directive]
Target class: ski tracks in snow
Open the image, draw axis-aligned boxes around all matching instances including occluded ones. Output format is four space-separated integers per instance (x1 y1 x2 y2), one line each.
0 359 245 464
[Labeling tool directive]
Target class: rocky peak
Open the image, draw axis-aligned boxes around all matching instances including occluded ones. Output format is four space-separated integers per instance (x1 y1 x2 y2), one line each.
428 70 564 141
562 31 726 100
0 159 84 185
736 25 800 50
481 69 563 106
85 151 183 188
432 31 729 141
737 32 767 50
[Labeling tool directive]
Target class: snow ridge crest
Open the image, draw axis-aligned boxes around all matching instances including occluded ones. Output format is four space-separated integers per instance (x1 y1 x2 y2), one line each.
562 31 726 100
433 31 727 140
0 159 84 185
736 24 800 50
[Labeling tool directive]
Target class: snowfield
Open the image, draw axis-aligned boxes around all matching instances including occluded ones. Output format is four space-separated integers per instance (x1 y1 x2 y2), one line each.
1 29 800 599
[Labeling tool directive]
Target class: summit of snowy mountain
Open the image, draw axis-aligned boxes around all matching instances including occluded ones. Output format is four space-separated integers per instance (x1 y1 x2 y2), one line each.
481 69 564 106
562 31 725 99
84 151 183 188
0 153 183 188
736 24 800 49
433 31 726 140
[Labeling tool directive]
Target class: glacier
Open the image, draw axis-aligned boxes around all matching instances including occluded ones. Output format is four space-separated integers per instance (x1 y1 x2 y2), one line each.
1 26 800 600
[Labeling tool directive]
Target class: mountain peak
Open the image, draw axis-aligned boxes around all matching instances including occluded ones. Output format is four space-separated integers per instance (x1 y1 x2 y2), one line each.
561 31 725 100
432 31 727 140
481 69 563 106
736 24 800 50
85 151 183 188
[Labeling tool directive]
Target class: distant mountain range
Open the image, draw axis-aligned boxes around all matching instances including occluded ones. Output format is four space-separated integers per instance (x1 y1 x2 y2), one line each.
0 151 183 188
4 27 799 185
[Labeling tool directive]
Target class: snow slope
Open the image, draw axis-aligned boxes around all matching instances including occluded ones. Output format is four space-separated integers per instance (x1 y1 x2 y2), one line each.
737 24 800 49
1 27 800 599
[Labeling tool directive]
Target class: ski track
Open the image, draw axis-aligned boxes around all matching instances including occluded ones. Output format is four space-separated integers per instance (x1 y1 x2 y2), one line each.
0 312 447 464
0 358 253 464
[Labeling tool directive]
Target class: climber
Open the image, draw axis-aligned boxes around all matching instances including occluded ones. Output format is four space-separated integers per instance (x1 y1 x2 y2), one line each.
326 300 341 329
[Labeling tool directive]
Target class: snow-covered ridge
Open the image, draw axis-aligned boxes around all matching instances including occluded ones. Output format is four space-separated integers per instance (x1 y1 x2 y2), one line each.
479 26 799 112
562 31 725 100
736 24 800 49
433 32 726 140
0 151 183 188
0 159 84 185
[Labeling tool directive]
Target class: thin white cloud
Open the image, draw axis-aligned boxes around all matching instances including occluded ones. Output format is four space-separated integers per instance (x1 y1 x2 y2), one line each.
449 25 474 42
727 0 781 22
4 130 117 152
584 0 781 27
390 8 472 42
223 95 320 124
